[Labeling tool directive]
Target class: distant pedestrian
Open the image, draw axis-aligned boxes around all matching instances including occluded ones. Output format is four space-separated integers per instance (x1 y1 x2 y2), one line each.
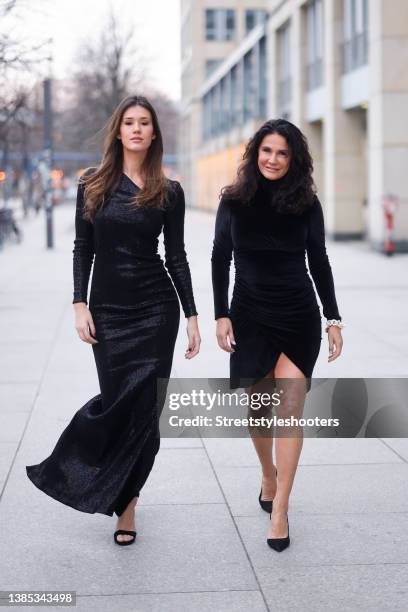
211 119 343 551
27 95 201 546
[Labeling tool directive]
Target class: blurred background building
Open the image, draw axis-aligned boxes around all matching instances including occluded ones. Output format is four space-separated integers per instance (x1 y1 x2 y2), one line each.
180 0 268 225
179 0 408 251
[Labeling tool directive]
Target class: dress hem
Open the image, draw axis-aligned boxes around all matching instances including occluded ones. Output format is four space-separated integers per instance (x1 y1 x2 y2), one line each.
26 466 116 517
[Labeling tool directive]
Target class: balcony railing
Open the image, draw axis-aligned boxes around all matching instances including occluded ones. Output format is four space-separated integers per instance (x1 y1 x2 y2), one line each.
342 31 368 73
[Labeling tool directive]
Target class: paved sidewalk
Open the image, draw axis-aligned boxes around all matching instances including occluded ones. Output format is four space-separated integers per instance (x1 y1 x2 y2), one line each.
0 202 407 611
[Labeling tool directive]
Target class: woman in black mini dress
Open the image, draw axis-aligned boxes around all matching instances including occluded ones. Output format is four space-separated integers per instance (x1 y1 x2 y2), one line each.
26 95 201 545
211 119 343 551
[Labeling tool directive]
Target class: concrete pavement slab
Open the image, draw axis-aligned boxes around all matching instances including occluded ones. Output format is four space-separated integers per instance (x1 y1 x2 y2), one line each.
0 441 17 491
0 340 52 383
0 382 37 413
235 512 408 567
257 564 408 612
73 590 267 612
0 412 29 443
46 340 97 375
0 499 258 595
381 438 408 462
214 463 408 517
139 448 224 506
202 438 403 469
160 438 203 449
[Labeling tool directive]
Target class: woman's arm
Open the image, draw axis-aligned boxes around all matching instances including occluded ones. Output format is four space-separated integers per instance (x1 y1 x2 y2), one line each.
163 181 198 318
72 177 95 305
306 195 341 321
72 173 98 344
211 197 236 352
211 196 233 320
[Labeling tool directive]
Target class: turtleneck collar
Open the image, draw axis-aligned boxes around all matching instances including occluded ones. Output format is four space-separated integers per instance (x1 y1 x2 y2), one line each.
256 169 287 203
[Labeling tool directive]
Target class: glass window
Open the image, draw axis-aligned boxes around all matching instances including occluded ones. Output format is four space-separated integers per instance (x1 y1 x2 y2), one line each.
245 9 266 34
278 23 291 80
230 64 239 126
259 36 267 117
243 50 255 121
205 9 236 41
278 22 292 108
205 59 222 78
225 10 235 40
344 0 368 39
246 10 255 32
206 9 216 40
343 0 369 72
306 0 323 89
220 76 230 131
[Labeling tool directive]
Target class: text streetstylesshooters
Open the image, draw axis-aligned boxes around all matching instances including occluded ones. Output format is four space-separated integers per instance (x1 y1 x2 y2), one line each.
166 390 340 429
168 415 340 428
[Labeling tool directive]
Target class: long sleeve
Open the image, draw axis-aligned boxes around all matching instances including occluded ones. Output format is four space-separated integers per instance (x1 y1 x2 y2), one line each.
306 196 341 320
72 178 95 304
211 196 233 319
163 181 198 318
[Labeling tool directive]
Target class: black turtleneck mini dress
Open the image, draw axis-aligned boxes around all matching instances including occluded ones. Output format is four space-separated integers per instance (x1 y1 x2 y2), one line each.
26 172 197 517
211 177 341 389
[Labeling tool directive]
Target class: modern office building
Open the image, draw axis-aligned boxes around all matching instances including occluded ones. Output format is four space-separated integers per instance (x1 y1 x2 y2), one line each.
180 0 268 214
180 0 408 251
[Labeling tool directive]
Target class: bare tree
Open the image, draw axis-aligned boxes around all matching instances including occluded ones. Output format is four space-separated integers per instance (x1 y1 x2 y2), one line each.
149 92 180 156
0 0 49 77
60 10 148 153
0 0 49 160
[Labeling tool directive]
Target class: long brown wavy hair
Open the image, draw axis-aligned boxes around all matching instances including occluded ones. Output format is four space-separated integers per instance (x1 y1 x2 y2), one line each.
221 119 316 215
81 95 169 221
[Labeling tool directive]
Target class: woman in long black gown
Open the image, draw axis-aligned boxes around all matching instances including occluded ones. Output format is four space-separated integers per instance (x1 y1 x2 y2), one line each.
26 95 200 545
211 119 343 551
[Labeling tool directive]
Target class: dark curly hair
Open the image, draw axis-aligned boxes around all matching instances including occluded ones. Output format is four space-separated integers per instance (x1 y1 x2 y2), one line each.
221 118 316 214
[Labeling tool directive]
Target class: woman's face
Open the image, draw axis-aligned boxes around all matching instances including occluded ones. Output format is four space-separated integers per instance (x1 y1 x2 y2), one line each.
257 132 291 180
119 105 155 154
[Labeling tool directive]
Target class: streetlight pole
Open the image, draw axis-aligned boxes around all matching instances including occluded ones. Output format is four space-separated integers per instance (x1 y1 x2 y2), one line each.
43 38 54 249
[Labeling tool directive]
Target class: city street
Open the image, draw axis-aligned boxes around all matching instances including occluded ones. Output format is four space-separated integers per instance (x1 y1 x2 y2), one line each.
0 200 408 611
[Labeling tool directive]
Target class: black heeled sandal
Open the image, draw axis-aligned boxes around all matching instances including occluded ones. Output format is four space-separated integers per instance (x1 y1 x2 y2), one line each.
267 513 290 552
114 529 137 546
258 467 278 513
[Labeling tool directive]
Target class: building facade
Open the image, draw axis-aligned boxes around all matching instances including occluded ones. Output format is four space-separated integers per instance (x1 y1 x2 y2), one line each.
180 0 268 213
180 0 408 251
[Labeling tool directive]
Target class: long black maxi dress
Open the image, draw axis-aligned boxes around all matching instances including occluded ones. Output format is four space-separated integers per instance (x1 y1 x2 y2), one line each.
211 176 341 390
26 172 197 517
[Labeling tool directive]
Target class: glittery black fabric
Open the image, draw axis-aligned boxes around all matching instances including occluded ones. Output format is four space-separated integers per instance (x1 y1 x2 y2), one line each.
211 178 341 389
26 172 197 516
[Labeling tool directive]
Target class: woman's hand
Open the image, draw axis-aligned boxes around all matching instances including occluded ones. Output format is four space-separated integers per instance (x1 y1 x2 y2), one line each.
74 303 98 345
185 315 201 359
327 326 343 362
216 317 236 353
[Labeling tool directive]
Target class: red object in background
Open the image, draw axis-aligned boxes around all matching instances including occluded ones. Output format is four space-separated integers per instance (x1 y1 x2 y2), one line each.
383 194 398 256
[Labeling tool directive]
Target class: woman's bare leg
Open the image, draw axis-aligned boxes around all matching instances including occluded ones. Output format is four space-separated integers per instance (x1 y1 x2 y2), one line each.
269 353 306 538
116 496 138 542
248 370 277 501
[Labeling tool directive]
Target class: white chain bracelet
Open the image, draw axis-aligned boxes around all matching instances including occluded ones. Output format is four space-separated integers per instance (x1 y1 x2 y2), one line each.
325 319 344 333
